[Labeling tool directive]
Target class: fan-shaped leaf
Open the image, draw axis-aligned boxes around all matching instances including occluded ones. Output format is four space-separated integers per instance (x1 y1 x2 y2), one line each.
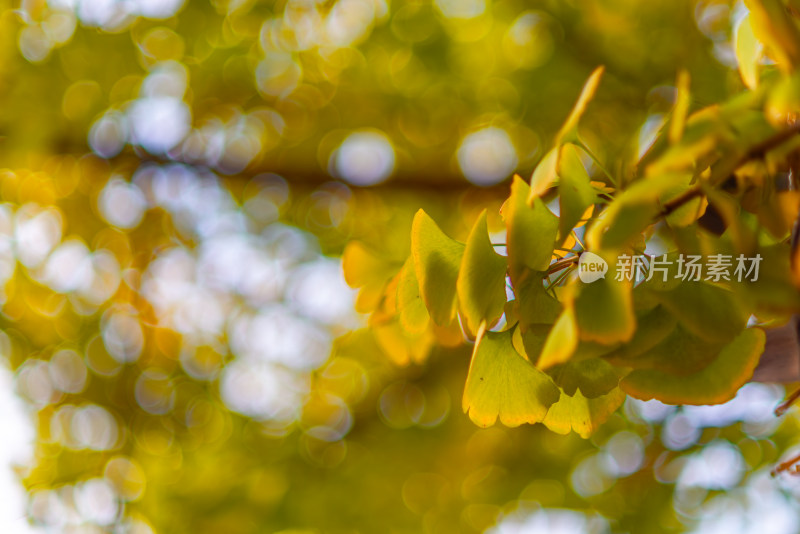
463 328 560 428
543 387 625 439
457 211 508 334
558 144 597 241
538 307 578 370
411 210 465 326
620 327 765 405
503 176 558 282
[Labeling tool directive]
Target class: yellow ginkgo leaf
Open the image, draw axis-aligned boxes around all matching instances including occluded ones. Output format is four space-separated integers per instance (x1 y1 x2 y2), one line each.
411 210 466 326
537 307 578 370
456 211 508 335
463 327 560 428
543 387 625 439
735 13 762 90
555 66 605 145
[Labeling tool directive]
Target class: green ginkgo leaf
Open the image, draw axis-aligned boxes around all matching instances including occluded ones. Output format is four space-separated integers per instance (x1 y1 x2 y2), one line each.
573 252 636 344
655 281 747 344
411 210 466 326
603 304 677 361
558 143 596 241
551 357 621 398
620 327 765 405
513 273 562 328
504 176 559 282
463 327 560 428
456 211 508 334
543 387 625 439
610 323 724 375
585 181 661 251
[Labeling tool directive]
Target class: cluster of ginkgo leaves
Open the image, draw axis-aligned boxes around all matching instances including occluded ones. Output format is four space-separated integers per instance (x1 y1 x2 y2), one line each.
344 0 800 438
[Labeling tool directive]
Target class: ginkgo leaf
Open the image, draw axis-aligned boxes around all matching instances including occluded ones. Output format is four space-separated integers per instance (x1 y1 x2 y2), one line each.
513 273 562 328
542 387 625 439
555 66 605 145
668 70 691 144
342 241 400 313
620 327 766 405
374 320 435 366
529 148 559 200
411 210 466 326
585 181 661 251
463 327 560 428
519 323 551 363
397 258 430 334
603 304 677 361
551 357 621 398
503 176 559 282
735 14 762 89
538 307 578 370
573 252 636 344
744 0 800 72
610 323 725 375
558 143 597 241
655 281 748 344
660 176 707 228
457 211 508 334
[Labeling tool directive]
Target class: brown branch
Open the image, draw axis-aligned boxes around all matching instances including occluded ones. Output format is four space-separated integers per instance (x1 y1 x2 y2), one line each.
659 123 800 218
776 386 800 416
546 255 579 275
772 451 800 476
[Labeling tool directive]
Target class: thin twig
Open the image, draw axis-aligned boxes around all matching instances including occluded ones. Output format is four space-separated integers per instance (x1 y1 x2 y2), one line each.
546 255 580 275
772 451 800 477
776 386 800 416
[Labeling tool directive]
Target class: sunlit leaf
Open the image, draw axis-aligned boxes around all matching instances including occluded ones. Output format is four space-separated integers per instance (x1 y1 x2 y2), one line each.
463 327 560 428
374 320 434 366
573 253 636 344
744 0 800 72
411 210 465 325
668 70 691 144
503 176 558 281
457 211 508 334
343 241 400 313
529 148 559 200
735 14 762 89
585 179 661 251
397 258 430 334
555 66 605 145
542 387 625 439
558 143 597 241
538 307 578 370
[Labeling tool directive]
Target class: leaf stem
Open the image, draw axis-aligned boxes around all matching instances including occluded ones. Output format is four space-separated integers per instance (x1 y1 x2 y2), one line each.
577 139 618 188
